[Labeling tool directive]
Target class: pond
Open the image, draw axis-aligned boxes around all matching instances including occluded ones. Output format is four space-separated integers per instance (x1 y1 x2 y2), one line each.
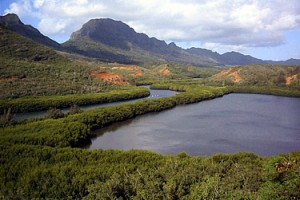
87 93 300 156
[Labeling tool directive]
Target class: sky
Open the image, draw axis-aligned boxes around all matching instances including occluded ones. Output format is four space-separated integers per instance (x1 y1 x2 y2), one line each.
1 0 300 61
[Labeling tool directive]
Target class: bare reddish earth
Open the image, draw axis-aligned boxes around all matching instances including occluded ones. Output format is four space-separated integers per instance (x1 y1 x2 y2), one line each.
286 74 297 85
214 68 242 83
112 65 143 76
159 68 171 75
230 69 242 83
90 72 129 85
0 77 17 81
214 68 233 78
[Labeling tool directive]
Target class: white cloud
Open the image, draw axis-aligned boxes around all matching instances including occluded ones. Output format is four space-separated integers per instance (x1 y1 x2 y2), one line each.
33 0 44 8
3 0 300 50
202 42 247 54
4 0 36 17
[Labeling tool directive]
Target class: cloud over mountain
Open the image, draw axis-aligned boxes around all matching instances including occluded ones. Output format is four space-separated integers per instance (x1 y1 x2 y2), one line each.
4 0 300 52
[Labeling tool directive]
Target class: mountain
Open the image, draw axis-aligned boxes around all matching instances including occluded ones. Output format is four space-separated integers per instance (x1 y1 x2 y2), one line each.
219 51 265 65
0 13 60 49
266 58 300 65
70 18 167 52
186 47 221 61
187 49 267 65
0 25 63 62
63 18 300 66
63 18 219 66
2 14 299 66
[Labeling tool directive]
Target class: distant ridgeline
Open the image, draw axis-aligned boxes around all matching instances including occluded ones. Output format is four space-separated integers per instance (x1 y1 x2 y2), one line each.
1 13 300 66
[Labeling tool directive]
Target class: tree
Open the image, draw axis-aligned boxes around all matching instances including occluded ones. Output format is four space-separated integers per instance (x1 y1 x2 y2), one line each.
47 108 64 119
0 108 14 127
68 105 82 115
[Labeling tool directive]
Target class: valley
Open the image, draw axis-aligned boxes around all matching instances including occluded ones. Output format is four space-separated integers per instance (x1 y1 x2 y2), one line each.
0 12 300 199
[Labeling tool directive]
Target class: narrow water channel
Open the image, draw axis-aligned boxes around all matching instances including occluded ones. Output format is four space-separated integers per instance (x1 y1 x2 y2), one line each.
15 86 178 120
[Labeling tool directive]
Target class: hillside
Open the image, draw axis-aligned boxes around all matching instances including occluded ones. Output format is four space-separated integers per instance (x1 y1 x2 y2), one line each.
210 65 300 87
0 13 60 49
0 26 112 99
0 25 218 99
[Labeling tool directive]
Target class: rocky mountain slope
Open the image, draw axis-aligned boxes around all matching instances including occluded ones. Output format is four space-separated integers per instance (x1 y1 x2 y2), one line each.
63 18 300 66
62 18 218 66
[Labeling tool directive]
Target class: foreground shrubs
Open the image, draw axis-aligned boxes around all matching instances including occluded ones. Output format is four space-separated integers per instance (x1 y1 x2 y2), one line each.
0 144 299 199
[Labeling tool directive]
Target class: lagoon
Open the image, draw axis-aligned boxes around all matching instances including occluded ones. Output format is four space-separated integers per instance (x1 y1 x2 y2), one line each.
88 94 300 156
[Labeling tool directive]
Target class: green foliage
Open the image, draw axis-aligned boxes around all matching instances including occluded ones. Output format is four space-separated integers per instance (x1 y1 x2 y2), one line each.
68 104 82 115
47 107 65 119
0 26 117 99
230 86 300 97
1 144 299 199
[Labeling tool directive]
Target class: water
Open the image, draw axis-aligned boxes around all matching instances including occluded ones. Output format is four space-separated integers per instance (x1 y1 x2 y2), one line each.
14 87 177 120
87 94 300 156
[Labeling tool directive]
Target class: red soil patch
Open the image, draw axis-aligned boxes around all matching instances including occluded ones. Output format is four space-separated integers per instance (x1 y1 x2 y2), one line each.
0 77 17 81
286 74 297 85
159 68 171 75
112 65 143 76
99 66 107 69
230 69 242 83
214 68 242 83
90 72 129 85
214 68 232 78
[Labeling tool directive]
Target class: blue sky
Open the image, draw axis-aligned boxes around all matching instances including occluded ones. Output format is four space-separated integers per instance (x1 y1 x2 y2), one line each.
1 0 300 61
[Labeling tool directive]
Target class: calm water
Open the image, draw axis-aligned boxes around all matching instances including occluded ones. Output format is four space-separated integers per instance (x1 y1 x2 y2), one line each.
88 94 300 156
15 87 177 120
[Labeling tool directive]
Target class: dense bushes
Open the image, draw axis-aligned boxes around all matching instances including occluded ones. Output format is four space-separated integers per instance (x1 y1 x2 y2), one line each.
230 86 300 97
0 144 299 199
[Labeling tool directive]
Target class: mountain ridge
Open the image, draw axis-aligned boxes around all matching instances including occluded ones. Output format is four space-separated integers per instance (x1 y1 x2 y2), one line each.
1 13 300 66
63 17 300 66
0 13 60 49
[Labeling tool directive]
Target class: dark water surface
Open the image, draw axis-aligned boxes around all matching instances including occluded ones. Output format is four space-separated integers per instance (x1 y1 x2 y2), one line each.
87 94 300 156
